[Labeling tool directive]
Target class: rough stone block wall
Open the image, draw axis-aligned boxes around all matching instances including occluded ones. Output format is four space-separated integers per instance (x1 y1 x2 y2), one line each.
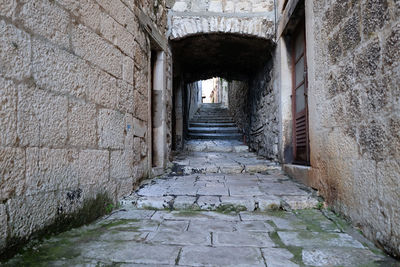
228 58 279 161
247 59 279 161
0 0 168 254
187 81 201 120
228 80 249 134
309 0 400 257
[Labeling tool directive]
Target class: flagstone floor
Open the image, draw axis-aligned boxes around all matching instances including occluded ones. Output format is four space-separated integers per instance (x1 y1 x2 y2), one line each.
3 142 399 266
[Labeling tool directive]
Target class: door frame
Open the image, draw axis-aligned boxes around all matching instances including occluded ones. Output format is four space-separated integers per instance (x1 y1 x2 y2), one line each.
291 19 310 165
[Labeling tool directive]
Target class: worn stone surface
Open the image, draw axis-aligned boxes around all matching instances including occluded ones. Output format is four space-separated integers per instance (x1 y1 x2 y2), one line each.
307 0 400 258
2 140 397 265
0 0 399 263
127 142 316 211
0 0 170 254
3 205 396 266
302 248 384 267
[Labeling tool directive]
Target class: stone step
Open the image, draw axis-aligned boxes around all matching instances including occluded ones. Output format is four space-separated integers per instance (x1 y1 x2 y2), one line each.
188 133 242 140
192 116 232 120
190 119 235 123
188 127 240 134
189 122 237 127
185 140 249 153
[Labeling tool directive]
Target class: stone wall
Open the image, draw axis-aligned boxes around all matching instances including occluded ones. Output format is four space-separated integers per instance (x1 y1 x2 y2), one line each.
228 80 249 134
187 81 202 120
228 58 279 161
248 59 279 161
306 0 400 257
169 0 275 40
0 0 168 255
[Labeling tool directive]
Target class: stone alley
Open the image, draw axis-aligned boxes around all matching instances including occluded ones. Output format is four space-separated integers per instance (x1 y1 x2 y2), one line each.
3 141 399 266
1 0 399 265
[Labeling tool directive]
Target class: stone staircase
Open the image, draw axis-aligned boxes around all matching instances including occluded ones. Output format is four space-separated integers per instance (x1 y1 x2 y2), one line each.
188 103 242 140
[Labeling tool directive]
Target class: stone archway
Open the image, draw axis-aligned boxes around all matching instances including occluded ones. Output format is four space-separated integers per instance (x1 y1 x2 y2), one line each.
169 0 276 41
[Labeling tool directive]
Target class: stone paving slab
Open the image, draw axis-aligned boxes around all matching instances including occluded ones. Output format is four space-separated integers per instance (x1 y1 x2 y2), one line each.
159 210 241 221
179 246 266 267
128 147 319 211
147 231 211 246
302 247 385 267
214 232 274 247
186 140 249 153
188 220 237 232
4 208 398 266
173 151 280 175
278 231 365 248
262 248 299 267
3 140 399 267
158 220 189 232
80 242 181 265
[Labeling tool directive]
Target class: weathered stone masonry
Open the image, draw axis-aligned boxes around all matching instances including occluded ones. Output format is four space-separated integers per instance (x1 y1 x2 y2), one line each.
300 0 400 257
0 0 170 254
228 59 279 161
0 0 399 260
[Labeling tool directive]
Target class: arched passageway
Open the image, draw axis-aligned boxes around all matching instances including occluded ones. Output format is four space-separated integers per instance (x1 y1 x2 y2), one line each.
171 33 279 162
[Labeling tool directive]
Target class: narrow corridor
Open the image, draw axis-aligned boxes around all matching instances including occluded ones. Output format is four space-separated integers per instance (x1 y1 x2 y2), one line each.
4 140 398 266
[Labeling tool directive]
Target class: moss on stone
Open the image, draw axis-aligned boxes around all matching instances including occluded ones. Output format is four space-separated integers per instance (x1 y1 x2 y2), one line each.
0 192 115 262
266 209 290 218
268 232 304 266
286 246 304 266
216 204 247 214
176 210 202 216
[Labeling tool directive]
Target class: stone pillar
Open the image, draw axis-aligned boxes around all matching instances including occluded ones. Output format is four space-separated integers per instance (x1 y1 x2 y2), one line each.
152 51 167 170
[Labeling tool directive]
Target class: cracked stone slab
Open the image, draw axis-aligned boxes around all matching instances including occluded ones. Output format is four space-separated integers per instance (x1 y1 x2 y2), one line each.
120 264 190 267
157 220 189 232
235 221 275 232
294 209 341 233
97 231 148 242
197 182 229 196
278 231 365 248
302 248 384 266
179 246 266 267
261 248 299 267
105 219 160 232
166 183 198 196
173 196 197 209
147 231 211 246
188 220 237 232
80 242 181 265
258 183 310 196
194 173 225 182
229 185 264 196
239 212 307 230
161 211 240 221
135 184 169 197
214 232 275 247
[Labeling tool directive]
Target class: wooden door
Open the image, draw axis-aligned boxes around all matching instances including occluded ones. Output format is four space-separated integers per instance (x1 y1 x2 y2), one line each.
292 22 310 164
